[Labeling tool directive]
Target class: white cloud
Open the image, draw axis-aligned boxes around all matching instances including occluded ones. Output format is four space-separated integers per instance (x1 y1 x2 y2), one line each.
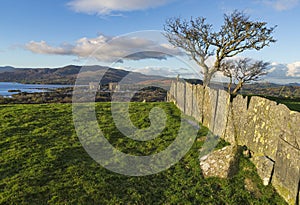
67 0 175 15
25 34 183 62
133 66 182 77
287 61 300 77
267 62 287 76
266 62 300 83
25 41 73 55
260 0 299 11
115 66 200 79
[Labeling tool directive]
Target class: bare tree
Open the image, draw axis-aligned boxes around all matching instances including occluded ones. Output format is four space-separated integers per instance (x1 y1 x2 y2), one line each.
222 58 269 95
164 10 276 87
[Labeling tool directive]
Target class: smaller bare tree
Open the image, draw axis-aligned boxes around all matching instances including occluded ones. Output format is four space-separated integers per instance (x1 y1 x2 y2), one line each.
221 58 269 95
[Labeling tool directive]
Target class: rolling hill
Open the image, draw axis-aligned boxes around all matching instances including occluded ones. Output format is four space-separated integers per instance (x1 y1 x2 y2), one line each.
0 66 15 73
0 65 168 85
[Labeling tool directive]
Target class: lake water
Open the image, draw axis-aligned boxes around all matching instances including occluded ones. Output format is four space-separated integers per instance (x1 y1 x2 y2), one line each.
0 82 72 96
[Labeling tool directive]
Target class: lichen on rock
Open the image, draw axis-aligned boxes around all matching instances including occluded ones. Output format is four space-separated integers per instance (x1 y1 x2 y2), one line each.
199 145 240 179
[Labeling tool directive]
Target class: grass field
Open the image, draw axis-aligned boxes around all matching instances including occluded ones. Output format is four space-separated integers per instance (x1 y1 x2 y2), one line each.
0 103 286 204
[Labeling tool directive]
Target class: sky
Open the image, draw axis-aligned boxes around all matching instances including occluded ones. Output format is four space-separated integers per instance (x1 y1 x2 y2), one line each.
0 0 300 84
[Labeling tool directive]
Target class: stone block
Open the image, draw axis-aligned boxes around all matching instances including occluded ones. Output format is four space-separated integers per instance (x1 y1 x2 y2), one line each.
200 145 239 179
213 89 230 138
192 84 201 122
169 81 177 103
223 106 236 145
185 83 193 116
283 110 300 149
195 85 204 122
203 87 217 130
176 82 185 112
242 96 279 160
232 95 250 145
272 139 300 205
251 156 274 186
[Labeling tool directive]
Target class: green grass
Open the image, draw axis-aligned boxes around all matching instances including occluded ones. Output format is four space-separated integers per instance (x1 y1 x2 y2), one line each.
0 103 286 204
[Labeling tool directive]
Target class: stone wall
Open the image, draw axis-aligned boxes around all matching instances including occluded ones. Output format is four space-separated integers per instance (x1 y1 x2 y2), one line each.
168 81 300 205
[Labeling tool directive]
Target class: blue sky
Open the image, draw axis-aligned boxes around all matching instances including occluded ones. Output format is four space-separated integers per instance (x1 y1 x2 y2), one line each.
1 0 300 83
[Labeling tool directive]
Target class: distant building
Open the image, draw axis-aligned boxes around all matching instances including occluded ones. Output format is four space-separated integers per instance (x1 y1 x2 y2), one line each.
114 84 148 91
89 82 100 90
109 82 119 91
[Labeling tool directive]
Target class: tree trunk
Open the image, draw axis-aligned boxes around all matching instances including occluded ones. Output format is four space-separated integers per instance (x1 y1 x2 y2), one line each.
231 81 244 95
203 72 213 88
227 76 232 93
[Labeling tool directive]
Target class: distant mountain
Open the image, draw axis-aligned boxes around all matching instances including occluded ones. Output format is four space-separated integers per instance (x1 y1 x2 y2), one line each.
287 83 300 87
0 66 15 73
0 65 168 85
240 82 300 98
